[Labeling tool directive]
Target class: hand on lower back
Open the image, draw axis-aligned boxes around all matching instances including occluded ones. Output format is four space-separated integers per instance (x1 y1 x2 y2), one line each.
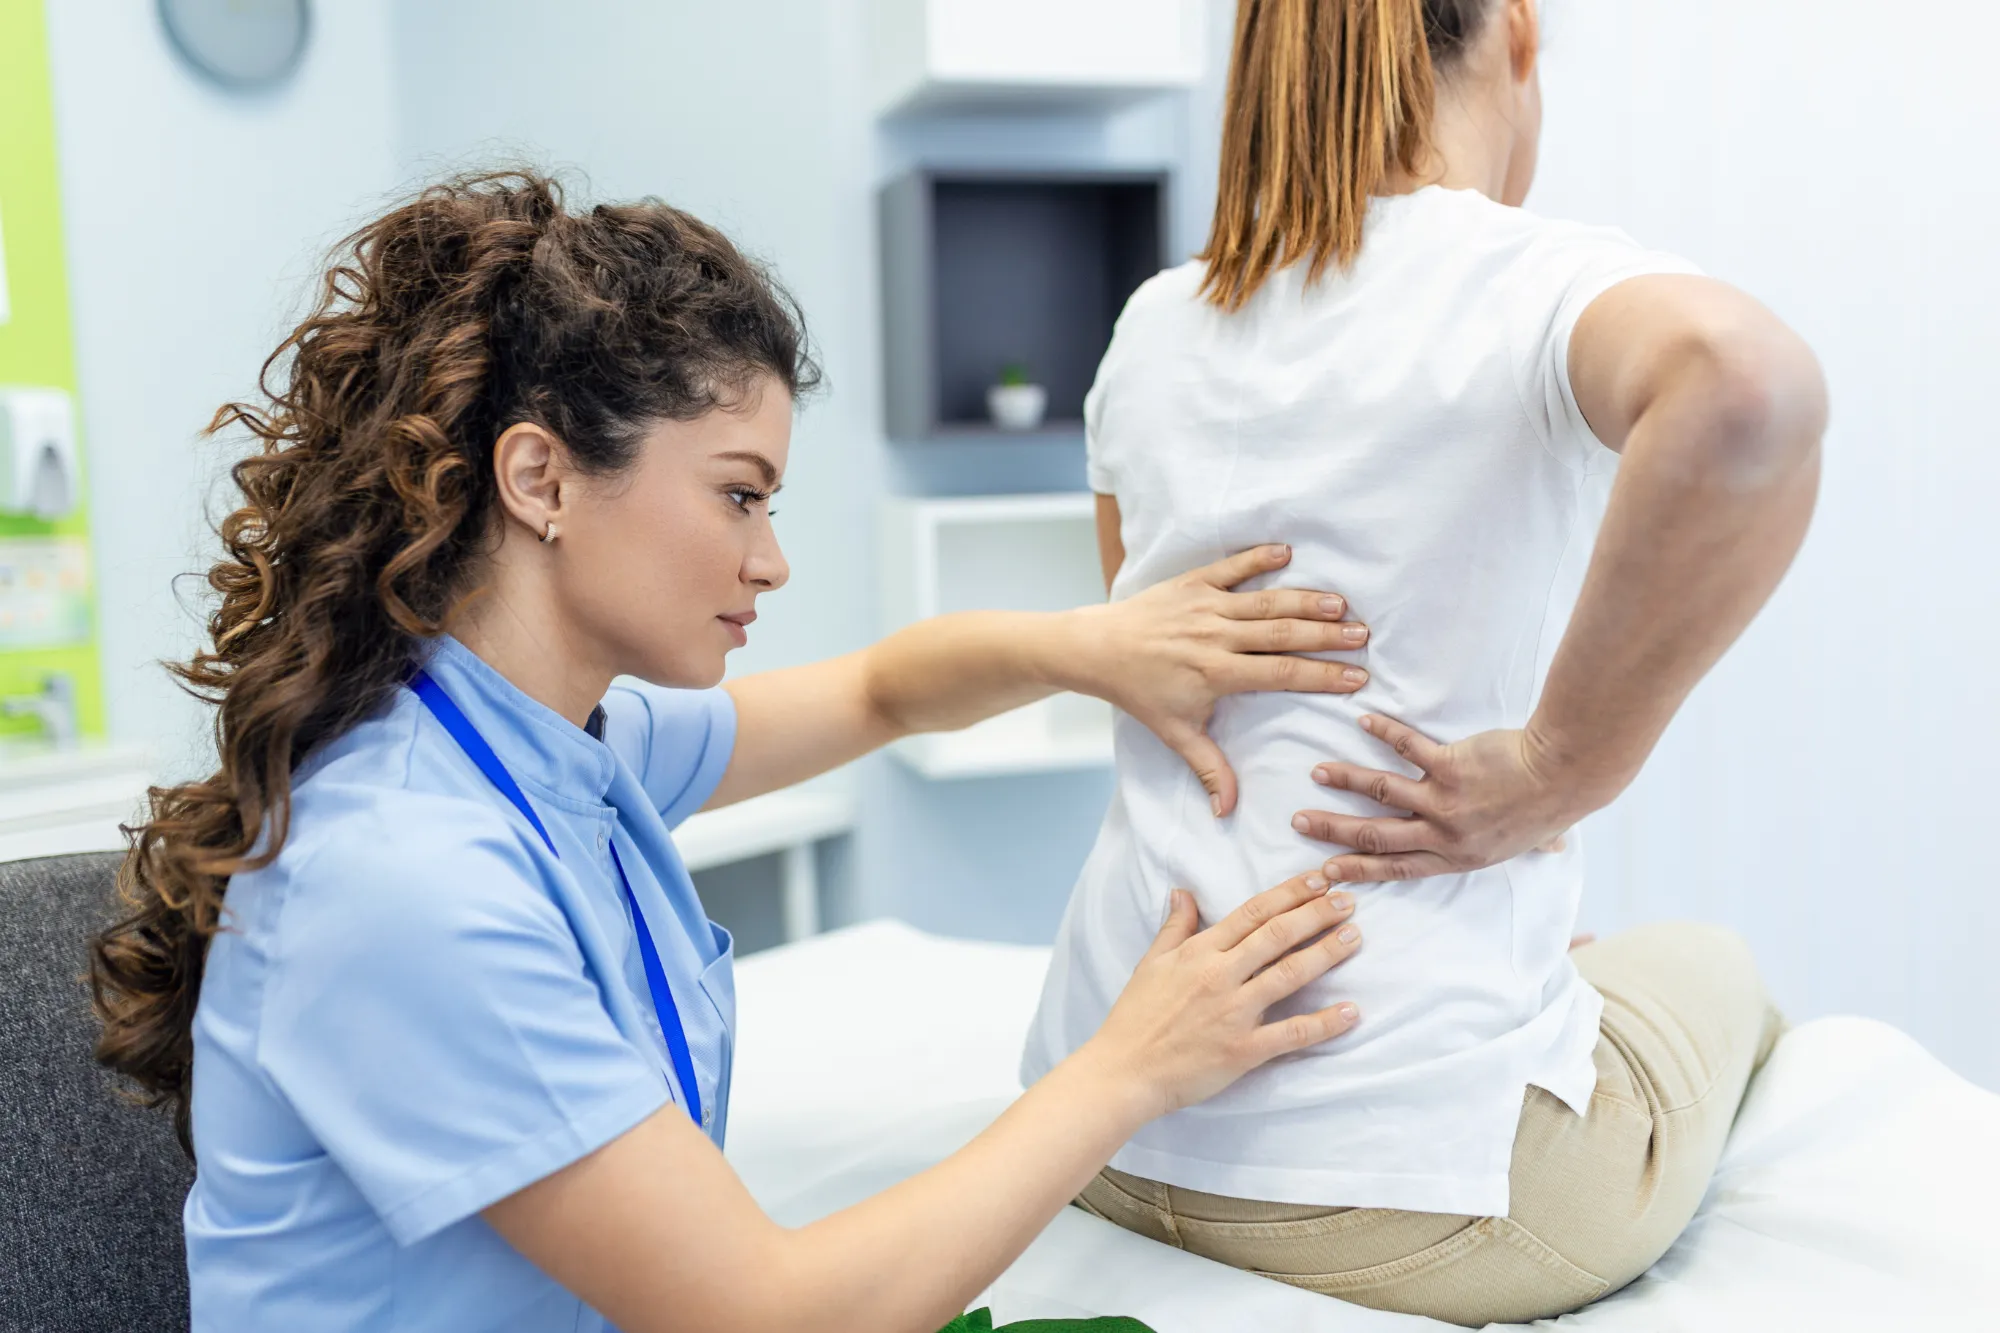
1060 544 1370 818
1084 874 1364 1120
1291 716 1588 884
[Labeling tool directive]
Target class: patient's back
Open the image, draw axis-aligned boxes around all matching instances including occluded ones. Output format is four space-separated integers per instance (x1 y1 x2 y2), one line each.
1022 186 1698 1216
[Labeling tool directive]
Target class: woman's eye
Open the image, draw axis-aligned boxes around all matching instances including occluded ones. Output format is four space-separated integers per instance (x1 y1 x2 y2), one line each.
727 487 769 511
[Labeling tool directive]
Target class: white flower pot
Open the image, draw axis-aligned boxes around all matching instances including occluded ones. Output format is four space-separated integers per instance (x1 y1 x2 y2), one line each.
987 383 1049 432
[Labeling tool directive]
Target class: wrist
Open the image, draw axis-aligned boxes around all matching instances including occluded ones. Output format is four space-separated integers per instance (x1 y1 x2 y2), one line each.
1032 605 1110 698
1521 714 1636 819
1064 1036 1168 1134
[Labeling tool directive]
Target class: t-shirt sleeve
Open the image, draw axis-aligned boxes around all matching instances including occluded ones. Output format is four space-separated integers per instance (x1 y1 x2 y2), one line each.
257 799 670 1246
596 682 738 828
1509 222 1705 471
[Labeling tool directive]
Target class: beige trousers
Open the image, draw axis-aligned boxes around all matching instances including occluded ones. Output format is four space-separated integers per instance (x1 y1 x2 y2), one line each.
1078 921 1784 1328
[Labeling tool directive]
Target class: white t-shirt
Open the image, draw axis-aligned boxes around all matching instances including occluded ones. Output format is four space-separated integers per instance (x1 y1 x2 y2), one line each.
1022 186 1702 1216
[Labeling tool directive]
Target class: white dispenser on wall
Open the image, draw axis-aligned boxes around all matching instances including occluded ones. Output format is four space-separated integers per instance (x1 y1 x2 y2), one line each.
0 387 80 520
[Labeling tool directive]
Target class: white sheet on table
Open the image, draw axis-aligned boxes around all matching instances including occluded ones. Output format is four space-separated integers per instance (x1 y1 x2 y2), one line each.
727 922 1996 1330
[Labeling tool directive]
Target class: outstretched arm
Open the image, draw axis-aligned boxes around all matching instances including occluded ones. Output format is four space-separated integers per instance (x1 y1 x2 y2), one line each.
1297 275 1825 879
708 545 1373 815
486 875 1365 1333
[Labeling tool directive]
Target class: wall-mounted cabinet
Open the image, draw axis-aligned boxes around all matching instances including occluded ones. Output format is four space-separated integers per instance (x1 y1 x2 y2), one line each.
881 493 1113 778
871 0 1207 116
881 169 1168 445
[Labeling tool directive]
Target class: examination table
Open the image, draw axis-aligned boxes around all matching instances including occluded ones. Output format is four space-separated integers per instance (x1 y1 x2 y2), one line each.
729 922 1999 1331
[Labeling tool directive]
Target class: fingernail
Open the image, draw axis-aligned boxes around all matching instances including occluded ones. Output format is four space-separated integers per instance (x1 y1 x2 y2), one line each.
1323 863 1342 882
1343 667 1368 685
1312 766 1332 784
1330 891 1355 912
1343 624 1368 643
1337 924 1360 944
1269 544 1290 561
1359 716 1375 733
1292 814 1312 834
1305 873 1327 891
1320 595 1345 616
1338 1003 1359 1022
1211 794 1224 817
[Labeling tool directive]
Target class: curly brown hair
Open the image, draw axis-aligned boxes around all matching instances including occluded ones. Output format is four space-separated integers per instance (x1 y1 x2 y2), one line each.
88 169 819 1152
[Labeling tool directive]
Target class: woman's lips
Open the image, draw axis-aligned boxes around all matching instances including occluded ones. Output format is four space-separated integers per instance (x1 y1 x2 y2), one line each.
718 610 756 646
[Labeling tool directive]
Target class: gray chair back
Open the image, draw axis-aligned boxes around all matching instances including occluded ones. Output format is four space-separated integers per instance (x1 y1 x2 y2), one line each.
0 852 193 1333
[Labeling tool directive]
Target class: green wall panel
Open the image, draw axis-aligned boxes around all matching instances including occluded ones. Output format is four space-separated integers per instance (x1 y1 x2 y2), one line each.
0 0 105 741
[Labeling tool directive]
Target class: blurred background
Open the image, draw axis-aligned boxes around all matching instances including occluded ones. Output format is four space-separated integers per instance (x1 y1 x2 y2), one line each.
0 0 1993 1090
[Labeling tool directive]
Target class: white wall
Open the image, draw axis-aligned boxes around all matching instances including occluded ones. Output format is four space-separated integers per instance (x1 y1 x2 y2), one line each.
1531 2 2000 1088
46 0 401 777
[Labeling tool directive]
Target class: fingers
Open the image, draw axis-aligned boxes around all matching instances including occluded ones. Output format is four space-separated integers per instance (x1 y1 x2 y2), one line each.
1227 884 1359 981
1201 872 1333 952
1223 617 1371 655
1219 655 1370 696
1216 586 1363 628
1320 850 1458 884
1357 714 1445 770
1290 809 1434 856
1538 831 1570 854
1254 999 1363 1061
1244 899 1363 1009
1144 889 1200 960
1166 727 1239 818
1310 761 1430 813
1195 544 1293 590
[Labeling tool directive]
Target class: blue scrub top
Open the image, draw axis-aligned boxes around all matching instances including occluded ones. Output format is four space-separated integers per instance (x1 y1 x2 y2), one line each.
185 635 738 1332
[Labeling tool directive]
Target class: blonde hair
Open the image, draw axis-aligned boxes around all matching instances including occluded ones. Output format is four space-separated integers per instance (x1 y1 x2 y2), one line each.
1199 0 1494 310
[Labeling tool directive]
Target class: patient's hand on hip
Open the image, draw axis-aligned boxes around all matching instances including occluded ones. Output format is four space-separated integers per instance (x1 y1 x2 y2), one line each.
1292 715 1592 884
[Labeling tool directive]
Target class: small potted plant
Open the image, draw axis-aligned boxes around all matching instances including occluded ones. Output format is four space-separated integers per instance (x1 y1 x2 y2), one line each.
986 362 1048 432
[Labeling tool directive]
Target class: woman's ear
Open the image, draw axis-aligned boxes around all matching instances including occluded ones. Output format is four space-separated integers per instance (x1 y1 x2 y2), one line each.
492 423 570 542
1508 0 1541 84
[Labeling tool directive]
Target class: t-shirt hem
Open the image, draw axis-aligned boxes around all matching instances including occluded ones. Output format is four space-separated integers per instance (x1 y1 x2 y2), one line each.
379 1081 670 1246
1106 1141 1514 1217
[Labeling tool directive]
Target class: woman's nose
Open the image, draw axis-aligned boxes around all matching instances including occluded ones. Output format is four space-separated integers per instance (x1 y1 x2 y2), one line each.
747 536 790 592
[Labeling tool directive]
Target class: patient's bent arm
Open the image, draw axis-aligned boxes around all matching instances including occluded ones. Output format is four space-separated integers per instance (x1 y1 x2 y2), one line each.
1297 275 1824 884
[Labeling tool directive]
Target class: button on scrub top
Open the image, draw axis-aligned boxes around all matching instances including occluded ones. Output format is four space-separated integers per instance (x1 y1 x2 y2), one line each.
185 636 737 1332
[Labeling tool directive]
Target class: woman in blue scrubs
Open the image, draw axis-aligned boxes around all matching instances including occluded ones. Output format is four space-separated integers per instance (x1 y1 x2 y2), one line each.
89 172 1375 1333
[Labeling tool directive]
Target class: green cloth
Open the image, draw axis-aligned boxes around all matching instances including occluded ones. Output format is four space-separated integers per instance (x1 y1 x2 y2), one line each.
938 1308 1156 1333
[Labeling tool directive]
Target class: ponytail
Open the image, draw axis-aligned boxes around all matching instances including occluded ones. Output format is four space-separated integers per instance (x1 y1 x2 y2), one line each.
1199 0 1496 310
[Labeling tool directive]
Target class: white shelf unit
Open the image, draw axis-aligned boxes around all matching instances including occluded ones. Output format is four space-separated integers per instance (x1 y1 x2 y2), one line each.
0 742 154 863
882 492 1114 779
870 0 1207 116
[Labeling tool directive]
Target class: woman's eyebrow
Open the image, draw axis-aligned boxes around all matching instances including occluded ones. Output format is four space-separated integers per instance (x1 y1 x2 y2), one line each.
714 450 779 487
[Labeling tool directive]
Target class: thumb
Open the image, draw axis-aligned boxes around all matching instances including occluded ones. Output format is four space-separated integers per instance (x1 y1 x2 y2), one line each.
1146 889 1200 957
1168 727 1239 818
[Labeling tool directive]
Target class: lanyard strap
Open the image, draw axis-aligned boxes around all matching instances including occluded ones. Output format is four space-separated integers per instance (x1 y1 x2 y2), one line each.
409 670 705 1131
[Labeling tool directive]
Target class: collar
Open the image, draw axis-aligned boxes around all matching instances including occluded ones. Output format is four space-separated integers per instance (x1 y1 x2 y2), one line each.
418 635 617 808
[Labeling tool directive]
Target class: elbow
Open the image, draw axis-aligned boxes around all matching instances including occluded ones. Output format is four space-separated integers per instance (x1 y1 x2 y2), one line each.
1658 317 1827 488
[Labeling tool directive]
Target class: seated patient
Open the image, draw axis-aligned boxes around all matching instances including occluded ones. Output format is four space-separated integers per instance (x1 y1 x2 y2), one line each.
1022 0 1825 1325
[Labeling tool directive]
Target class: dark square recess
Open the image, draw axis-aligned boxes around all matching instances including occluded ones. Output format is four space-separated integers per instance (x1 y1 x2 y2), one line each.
880 170 1169 441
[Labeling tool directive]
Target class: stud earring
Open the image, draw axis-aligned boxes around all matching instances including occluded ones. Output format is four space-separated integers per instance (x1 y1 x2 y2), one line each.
539 521 558 544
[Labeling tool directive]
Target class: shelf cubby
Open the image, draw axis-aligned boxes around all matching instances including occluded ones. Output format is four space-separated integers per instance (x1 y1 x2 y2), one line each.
880 169 1169 444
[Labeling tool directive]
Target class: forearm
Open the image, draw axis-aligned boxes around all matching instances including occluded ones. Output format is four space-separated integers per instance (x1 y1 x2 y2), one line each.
860 611 1075 736
772 1045 1149 1333
1530 351 1824 805
708 614 1081 808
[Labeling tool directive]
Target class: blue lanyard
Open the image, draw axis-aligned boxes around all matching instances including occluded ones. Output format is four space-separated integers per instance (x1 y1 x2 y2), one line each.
409 670 706 1131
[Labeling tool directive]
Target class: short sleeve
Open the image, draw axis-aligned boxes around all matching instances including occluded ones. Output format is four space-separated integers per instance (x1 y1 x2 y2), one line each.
1509 222 1705 470
1084 372 1115 495
597 682 738 827
258 798 669 1245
